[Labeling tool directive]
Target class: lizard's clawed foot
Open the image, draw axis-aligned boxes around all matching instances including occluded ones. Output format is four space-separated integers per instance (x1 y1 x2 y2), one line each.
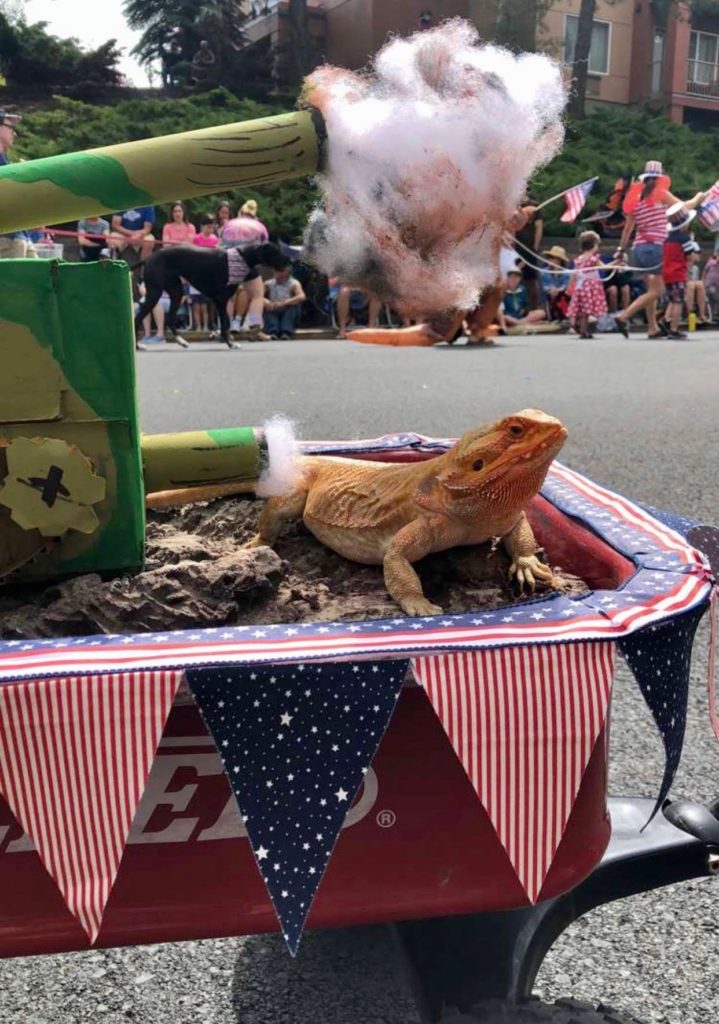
509 555 557 593
243 533 269 549
400 596 443 618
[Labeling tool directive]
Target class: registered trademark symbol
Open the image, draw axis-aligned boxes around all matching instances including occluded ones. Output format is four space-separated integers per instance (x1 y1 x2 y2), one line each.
376 809 396 828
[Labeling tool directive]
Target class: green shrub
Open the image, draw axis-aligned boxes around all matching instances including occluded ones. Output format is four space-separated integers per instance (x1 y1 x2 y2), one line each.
535 107 719 237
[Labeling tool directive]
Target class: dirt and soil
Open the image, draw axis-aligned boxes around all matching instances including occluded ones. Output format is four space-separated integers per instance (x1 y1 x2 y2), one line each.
0 497 588 639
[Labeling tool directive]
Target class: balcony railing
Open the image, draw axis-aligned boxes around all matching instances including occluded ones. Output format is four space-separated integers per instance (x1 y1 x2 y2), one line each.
687 59 719 98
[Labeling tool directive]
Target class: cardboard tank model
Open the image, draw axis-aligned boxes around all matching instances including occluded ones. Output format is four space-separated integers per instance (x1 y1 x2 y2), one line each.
0 109 326 582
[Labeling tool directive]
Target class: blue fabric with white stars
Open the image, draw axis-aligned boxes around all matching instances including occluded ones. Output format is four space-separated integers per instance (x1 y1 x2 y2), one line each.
619 605 706 816
186 659 408 954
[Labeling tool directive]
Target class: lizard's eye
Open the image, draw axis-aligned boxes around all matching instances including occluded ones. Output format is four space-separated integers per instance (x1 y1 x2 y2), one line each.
472 459 484 471
509 424 524 437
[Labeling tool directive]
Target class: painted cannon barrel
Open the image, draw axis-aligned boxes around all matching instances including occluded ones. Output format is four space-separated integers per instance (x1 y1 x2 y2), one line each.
0 110 323 235
141 427 267 495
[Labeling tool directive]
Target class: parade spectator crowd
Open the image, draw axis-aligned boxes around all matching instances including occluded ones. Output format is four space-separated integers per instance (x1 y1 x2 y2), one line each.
69 198 310 344
1 104 717 344
10 189 719 344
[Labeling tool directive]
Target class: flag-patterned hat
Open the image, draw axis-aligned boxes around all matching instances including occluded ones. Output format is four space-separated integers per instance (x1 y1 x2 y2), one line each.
639 159 665 181
666 201 696 230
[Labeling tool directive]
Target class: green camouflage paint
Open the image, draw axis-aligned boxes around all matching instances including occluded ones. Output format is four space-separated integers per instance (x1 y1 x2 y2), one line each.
7 152 152 209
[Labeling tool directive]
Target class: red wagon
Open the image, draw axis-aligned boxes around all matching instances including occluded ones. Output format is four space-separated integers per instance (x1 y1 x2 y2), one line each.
0 437 716 1024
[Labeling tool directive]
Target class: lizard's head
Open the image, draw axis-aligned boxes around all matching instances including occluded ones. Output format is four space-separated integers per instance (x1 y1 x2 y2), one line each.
420 409 567 515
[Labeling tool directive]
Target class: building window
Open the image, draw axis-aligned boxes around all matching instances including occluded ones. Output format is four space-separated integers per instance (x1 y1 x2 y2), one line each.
651 31 664 96
564 14 610 76
688 30 719 88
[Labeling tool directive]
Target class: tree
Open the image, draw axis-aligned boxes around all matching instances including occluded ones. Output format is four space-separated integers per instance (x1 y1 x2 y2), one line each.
568 0 700 118
567 0 596 119
287 0 313 85
0 0 25 18
123 0 247 91
0 13 122 94
469 0 553 53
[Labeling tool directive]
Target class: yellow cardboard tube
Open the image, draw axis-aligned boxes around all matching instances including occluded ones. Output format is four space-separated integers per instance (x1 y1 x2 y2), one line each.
141 426 265 494
0 110 323 235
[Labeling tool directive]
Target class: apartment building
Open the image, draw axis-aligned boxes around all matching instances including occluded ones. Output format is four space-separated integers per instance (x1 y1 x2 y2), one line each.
243 0 719 127
544 0 719 126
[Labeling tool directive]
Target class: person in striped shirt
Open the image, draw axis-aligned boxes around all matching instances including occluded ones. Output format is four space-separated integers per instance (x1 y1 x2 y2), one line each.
614 160 704 339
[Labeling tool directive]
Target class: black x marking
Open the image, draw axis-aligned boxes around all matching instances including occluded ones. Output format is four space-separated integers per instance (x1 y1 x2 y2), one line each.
19 465 70 508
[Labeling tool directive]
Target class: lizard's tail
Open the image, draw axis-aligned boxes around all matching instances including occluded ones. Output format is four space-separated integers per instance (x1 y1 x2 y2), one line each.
256 415 302 497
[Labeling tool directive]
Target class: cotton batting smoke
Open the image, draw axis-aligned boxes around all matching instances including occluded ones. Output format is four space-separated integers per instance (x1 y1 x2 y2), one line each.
303 19 566 321
257 416 300 497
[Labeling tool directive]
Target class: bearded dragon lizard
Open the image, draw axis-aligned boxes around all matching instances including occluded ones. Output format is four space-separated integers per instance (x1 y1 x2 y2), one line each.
245 409 567 617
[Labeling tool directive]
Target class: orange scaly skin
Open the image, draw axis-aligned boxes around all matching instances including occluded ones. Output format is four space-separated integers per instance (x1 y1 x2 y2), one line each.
246 410 568 617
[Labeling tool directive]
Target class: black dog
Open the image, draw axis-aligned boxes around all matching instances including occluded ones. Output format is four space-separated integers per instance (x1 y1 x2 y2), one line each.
135 242 289 350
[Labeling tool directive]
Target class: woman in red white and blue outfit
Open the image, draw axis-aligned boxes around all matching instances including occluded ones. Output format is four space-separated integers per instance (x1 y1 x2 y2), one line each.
614 159 704 339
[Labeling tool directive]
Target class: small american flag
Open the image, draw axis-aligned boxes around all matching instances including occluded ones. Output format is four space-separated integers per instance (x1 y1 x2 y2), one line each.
698 181 719 231
560 177 599 223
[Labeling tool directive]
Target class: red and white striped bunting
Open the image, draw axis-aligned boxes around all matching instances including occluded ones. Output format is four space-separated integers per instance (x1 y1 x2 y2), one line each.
0 670 182 941
412 643 614 902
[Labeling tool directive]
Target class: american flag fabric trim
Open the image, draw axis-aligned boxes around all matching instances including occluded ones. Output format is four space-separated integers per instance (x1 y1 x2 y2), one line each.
412 644 614 903
560 177 599 224
186 659 407 954
0 457 711 684
0 670 181 941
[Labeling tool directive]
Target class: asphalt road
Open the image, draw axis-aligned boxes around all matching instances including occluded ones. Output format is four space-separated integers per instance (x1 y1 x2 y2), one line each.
2 331 718 1024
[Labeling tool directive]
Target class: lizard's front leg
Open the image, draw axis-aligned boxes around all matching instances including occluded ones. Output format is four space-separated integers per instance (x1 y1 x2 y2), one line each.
383 518 443 617
503 512 555 593
245 486 309 549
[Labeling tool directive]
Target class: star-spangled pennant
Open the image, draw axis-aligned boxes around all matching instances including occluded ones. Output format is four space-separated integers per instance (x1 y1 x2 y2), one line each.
0 670 182 941
186 659 408 954
412 643 614 902
619 597 707 817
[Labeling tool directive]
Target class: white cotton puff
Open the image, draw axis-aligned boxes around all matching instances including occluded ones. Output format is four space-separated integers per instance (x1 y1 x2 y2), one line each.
303 19 567 320
256 416 301 497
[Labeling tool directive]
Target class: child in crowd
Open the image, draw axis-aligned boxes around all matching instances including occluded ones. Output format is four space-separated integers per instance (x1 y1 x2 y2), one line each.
539 245 570 322
193 213 219 248
500 269 547 329
685 242 710 326
77 215 110 261
661 208 696 339
567 230 608 339
188 214 219 332
264 262 306 339
190 286 214 333
702 249 719 319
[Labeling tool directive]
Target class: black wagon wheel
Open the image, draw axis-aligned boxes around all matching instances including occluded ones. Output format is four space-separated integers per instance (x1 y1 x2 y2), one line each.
440 996 646 1024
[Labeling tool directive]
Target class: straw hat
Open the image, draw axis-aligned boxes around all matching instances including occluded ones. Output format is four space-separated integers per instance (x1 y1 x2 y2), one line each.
666 201 696 230
638 159 665 181
541 244 569 264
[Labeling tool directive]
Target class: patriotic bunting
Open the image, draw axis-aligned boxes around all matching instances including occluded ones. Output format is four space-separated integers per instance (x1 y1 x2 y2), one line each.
0 438 715 944
186 659 407 954
619 605 705 816
0 670 181 941
412 644 614 902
